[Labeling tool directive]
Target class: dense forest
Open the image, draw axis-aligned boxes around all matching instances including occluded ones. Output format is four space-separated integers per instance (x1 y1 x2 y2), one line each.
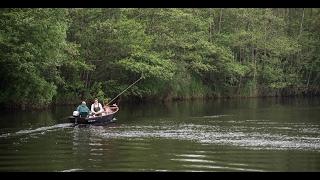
0 8 320 109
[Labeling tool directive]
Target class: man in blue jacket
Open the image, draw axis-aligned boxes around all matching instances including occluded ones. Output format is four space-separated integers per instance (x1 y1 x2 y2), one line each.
76 101 90 117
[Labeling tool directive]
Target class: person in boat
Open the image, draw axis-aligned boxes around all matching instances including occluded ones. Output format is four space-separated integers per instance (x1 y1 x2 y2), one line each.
91 98 104 116
103 99 118 115
76 101 90 118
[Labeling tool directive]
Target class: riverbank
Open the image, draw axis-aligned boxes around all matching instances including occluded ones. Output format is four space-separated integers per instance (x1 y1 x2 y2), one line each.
1 85 319 111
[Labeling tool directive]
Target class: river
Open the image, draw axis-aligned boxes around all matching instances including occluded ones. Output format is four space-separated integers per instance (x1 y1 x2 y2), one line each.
0 97 320 171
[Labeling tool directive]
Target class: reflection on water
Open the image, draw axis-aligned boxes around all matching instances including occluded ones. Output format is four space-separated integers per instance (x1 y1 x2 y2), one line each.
0 97 320 171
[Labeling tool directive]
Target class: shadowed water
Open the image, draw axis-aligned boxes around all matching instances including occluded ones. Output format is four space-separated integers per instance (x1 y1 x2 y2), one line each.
0 97 320 171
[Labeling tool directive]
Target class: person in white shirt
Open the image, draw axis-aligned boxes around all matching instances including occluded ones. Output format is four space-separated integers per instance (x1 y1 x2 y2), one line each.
91 98 103 116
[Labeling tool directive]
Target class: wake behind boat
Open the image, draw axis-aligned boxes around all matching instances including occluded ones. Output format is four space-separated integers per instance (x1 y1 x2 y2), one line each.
68 105 119 125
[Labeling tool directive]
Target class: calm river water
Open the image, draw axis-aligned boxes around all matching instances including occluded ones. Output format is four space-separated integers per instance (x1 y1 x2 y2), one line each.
0 97 320 172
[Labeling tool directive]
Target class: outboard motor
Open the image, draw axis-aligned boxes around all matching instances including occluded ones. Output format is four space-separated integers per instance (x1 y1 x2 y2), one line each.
73 111 79 117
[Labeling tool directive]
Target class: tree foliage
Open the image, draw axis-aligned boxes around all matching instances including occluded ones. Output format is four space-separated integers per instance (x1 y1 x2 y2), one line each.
1 8 320 109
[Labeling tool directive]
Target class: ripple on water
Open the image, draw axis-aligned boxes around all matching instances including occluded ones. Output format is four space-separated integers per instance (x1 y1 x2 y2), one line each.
61 168 83 172
0 123 74 139
182 164 264 172
89 122 320 152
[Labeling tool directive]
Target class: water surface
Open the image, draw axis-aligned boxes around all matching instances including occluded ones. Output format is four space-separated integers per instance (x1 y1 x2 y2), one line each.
0 97 320 171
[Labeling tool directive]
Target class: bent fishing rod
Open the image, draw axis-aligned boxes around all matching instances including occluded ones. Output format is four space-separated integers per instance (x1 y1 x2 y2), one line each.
107 75 144 105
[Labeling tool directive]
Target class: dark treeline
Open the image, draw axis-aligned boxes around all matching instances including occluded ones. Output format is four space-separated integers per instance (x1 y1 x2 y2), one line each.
0 8 320 109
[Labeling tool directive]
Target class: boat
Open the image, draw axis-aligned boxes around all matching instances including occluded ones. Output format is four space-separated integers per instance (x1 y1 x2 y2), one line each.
68 106 119 125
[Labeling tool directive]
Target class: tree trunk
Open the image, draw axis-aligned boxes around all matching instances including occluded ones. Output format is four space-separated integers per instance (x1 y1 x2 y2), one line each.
264 23 267 57
208 21 211 42
264 9 268 57
298 8 305 66
252 45 257 97
287 8 291 35
254 50 257 79
218 8 223 33
307 70 312 88
299 8 305 36
237 76 242 96
85 71 89 88
239 46 242 63
208 9 216 42
238 46 242 95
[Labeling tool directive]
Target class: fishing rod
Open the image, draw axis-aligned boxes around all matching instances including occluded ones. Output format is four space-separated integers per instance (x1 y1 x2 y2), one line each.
107 75 144 105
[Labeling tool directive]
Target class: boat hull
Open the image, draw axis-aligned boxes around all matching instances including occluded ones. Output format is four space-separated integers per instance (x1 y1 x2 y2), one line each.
69 107 119 125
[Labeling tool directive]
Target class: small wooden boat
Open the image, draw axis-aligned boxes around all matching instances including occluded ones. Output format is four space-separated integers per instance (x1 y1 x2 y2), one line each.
68 106 119 125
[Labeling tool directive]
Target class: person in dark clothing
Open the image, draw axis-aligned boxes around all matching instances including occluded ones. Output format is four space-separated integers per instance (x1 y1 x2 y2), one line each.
76 101 90 117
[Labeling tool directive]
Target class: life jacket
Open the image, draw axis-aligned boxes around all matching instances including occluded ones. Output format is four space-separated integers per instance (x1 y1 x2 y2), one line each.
77 105 89 117
92 103 103 112
78 105 89 113
94 106 100 112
